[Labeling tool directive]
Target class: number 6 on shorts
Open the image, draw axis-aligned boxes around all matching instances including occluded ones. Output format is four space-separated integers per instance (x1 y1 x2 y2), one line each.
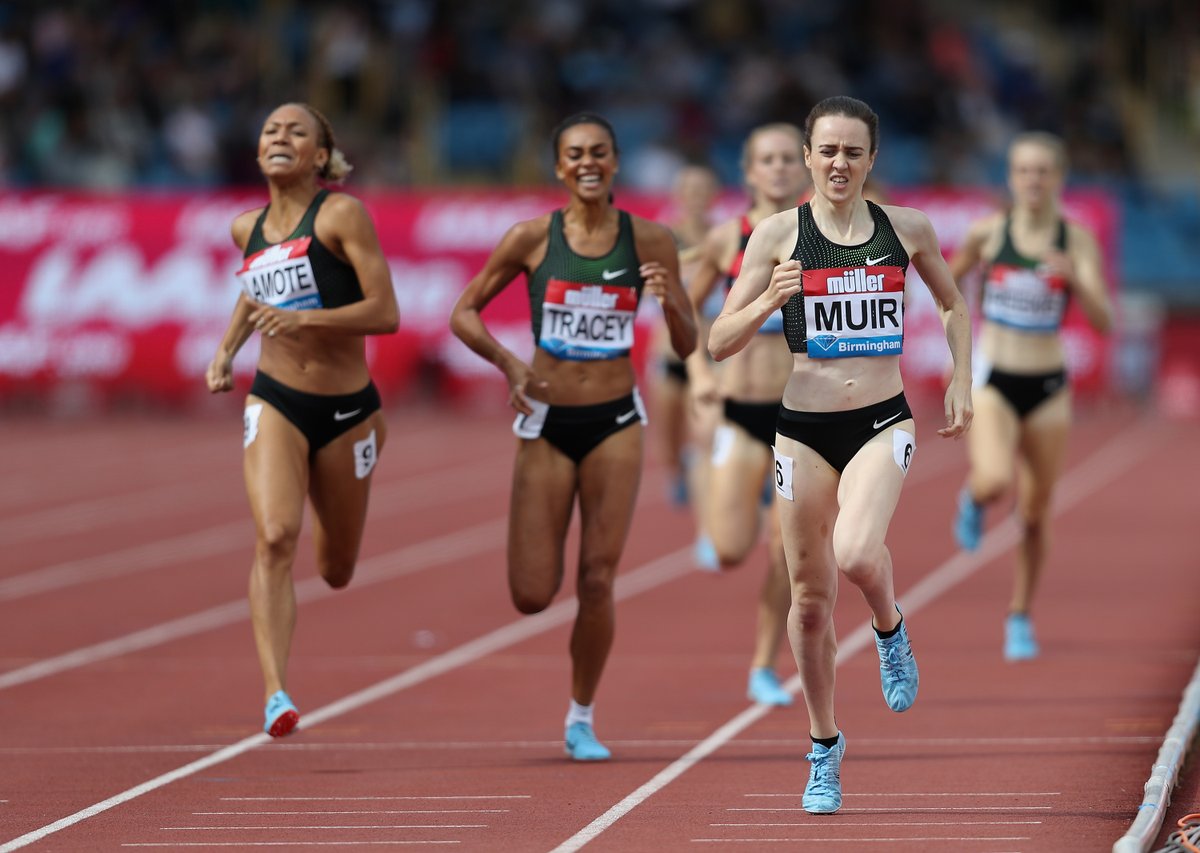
772 447 794 502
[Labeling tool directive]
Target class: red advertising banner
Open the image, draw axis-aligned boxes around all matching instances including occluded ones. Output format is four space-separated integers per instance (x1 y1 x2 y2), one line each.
0 189 1117 407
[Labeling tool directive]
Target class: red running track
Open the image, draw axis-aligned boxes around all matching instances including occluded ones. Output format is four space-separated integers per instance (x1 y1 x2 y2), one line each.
1 397 1196 852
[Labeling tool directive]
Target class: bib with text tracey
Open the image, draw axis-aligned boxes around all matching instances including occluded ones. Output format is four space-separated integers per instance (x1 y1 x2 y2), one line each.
237 238 323 311
539 278 638 361
803 264 905 358
982 264 1067 332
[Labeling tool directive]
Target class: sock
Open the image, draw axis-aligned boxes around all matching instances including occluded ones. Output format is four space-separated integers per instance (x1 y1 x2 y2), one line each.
811 733 840 749
565 699 594 729
874 608 903 640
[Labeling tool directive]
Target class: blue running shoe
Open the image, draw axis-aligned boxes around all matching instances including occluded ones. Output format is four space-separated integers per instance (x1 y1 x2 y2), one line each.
954 488 983 552
1005 613 1040 661
803 732 846 814
875 613 919 712
564 722 611 761
264 690 299 738
748 667 793 706
694 533 720 572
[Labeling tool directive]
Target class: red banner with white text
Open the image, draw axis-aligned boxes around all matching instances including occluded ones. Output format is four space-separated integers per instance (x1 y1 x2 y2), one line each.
0 189 1117 408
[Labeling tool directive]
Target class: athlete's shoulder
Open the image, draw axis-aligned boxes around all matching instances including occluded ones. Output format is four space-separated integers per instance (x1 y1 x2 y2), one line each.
498 212 554 254
1064 218 1101 251
629 213 678 256
877 203 936 237
752 206 799 241
318 189 365 216
628 211 672 240
231 207 263 251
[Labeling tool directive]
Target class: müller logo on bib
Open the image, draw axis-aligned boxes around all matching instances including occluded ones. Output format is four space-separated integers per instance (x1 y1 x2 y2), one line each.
803 263 905 358
539 278 638 361
237 237 322 311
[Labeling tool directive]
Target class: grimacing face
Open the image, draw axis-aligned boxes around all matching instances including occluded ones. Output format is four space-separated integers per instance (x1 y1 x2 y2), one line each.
258 105 329 180
804 115 875 203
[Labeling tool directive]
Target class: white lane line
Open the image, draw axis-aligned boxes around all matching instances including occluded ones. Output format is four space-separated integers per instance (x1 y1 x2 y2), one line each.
0 517 505 690
195 815 511 820
712 821 1042 827
692 837 1030 844
730 806 1052 813
122 843 460 848
0 545 694 852
744 791 1062 798
222 797 531 801
0 481 221 546
161 825 486 830
0 457 507 602
548 420 1155 852
0 736 1153 756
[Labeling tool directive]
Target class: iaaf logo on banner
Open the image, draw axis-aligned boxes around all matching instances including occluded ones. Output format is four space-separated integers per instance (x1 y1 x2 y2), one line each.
19 243 244 327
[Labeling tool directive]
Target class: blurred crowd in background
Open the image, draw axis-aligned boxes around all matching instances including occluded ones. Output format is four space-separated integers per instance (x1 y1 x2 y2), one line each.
0 0 1197 298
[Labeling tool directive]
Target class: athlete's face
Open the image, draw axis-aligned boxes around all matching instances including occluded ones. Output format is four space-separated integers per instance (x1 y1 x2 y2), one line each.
555 123 618 202
1008 141 1062 212
745 129 806 207
257 104 329 182
804 115 875 203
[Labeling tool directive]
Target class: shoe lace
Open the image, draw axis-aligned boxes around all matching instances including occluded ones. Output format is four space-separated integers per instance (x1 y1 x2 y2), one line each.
880 636 911 677
805 748 840 791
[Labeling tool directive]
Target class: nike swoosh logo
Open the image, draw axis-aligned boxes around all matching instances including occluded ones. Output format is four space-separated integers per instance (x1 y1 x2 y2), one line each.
873 411 903 429
333 408 362 422
601 268 628 281
865 254 889 266
615 409 638 425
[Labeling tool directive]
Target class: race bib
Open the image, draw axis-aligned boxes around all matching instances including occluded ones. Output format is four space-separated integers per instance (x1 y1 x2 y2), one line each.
982 265 1067 332
539 279 638 361
892 428 915 476
354 429 378 480
711 425 736 467
512 398 550 439
243 403 263 449
772 447 795 501
804 264 905 358
237 237 323 311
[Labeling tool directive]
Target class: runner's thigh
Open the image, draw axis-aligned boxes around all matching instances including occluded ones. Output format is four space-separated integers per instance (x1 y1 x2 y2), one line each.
243 396 308 538
835 423 913 556
307 411 386 563
575 424 643 572
508 438 578 601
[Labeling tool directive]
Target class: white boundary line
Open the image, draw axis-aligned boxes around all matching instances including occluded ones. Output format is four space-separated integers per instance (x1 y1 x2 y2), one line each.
0 545 695 851
548 419 1156 852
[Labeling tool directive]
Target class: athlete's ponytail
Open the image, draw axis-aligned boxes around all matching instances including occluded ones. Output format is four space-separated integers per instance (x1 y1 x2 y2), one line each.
295 102 354 184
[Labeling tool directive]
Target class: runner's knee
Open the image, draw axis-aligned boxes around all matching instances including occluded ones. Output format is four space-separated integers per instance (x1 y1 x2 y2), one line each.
973 471 1011 504
833 539 885 588
790 590 834 634
576 560 616 608
255 520 300 569
317 554 357 589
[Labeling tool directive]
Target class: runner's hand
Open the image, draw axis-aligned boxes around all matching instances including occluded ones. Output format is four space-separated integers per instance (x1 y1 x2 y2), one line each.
505 360 548 416
205 353 234 394
938 375 973 438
